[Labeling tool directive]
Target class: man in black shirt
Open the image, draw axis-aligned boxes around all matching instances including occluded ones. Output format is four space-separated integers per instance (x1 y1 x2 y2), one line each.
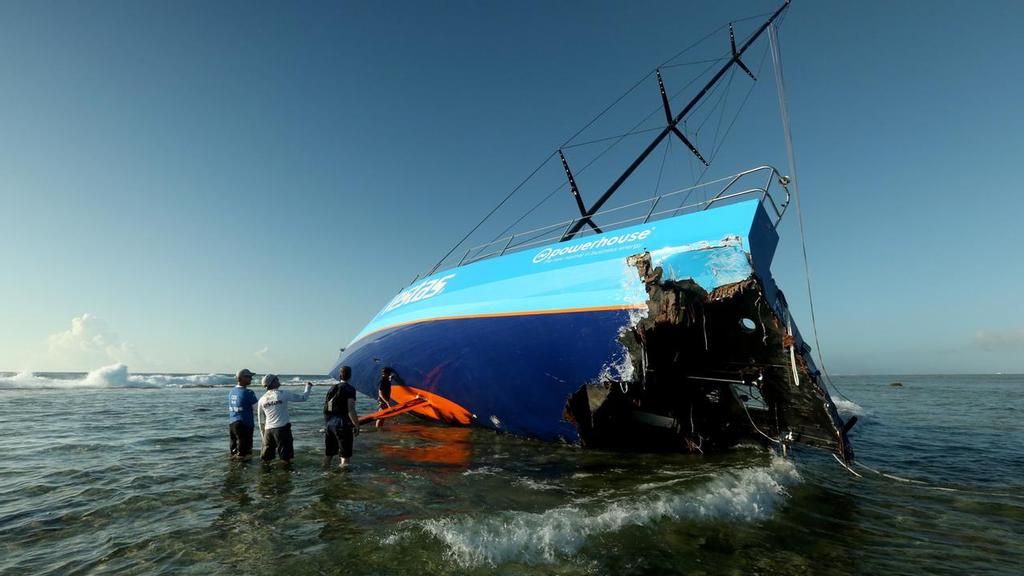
376 367 403 428
323 365 359 468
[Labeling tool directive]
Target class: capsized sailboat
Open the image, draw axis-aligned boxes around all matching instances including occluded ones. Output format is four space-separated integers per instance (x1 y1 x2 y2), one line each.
330 1 855 464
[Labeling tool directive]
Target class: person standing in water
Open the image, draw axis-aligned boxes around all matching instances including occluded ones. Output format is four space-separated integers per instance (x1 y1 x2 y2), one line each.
227 368 259 459
257 374 313 464
323 366 359 467
376 367 402 428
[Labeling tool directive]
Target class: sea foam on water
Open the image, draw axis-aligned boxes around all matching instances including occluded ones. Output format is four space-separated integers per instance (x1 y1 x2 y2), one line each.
410 456 800 567
0 363 236 389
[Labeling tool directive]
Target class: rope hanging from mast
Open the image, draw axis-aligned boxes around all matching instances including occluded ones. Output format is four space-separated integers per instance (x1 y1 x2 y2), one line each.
768 18 854 404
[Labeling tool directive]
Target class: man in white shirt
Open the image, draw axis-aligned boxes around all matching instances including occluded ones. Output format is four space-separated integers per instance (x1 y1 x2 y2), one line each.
257 374 313 464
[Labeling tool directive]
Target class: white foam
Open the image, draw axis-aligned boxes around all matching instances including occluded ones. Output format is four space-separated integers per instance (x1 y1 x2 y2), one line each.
512 477 563 491
0 370 55 389
82 363 144 387
594 350 635 385
461 466 505 477
414 456 800 567
599 258 647 385
833 398 865 418
133 372 235 387
0 364 251 389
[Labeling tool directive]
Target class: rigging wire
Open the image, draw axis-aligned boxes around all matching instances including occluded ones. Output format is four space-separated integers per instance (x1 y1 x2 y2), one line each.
695 67 735 138
768 18 854 404
563 23 729 149
660 57 728 70
739 395 782 445
485 36 735 244
560 70 655 148
427 151 556 275
651 137 672 201
707 42 772 163
431 6 785 272
494 53 730 244
561 126 664 150
658 23 729 68
671 40 772 213
731 9 777 26
571 54 725 157
485 60 721 245
853 460 1017 497
486 121 637 244
711 69 736 157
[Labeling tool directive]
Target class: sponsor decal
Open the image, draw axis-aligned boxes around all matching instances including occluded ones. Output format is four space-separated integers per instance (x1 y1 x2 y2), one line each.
532 228 653 264
382 274 456 313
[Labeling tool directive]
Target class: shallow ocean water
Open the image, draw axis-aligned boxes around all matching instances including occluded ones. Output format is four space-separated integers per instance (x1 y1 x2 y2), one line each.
0 370 1021 575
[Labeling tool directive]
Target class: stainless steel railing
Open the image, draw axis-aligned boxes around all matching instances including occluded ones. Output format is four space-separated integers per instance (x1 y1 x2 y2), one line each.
428 165 790 276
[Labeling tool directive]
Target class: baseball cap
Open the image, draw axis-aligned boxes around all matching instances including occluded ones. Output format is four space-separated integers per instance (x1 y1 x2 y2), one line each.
262 373 280 389
236 368 255 379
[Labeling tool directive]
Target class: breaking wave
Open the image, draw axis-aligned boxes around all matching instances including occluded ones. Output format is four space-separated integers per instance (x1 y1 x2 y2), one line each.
833 398 865 418
408 456 800 567
1 364 237 389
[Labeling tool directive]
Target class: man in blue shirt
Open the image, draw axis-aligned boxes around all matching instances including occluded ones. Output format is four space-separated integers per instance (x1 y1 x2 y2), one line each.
227 368 259 459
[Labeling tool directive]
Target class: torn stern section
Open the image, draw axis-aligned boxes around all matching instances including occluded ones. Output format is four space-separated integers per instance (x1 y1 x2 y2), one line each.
565 248 854 463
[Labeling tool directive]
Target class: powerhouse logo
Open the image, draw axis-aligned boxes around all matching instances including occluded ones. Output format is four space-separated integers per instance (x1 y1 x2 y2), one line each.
532 228 653 264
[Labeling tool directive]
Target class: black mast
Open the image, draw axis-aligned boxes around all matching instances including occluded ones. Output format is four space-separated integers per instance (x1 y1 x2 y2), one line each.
560 0 790 242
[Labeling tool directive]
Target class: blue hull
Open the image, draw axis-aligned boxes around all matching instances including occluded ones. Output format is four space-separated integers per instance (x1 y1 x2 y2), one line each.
340 309 631 442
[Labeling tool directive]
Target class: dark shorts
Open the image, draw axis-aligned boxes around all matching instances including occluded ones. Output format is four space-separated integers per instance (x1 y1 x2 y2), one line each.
325 418 354 459
261 423 294 462
229 421 254 457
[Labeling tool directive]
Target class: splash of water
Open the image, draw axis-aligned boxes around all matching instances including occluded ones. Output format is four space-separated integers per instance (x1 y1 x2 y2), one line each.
833 398 865 418
408 456 800 567
0 364 237 389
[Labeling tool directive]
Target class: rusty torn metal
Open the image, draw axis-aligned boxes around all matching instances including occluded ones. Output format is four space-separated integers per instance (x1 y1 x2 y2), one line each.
564 251 854 462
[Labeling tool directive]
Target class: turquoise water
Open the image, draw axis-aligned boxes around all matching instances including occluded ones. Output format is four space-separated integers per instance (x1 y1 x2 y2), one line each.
1 369 1021 575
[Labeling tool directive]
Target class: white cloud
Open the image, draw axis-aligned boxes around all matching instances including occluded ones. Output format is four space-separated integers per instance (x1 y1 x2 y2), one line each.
47 314 143 369
254 345 274 367
971 329 1024 352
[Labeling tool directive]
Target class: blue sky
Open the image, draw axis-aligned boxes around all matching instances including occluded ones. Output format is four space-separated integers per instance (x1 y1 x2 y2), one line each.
1 0 1022 374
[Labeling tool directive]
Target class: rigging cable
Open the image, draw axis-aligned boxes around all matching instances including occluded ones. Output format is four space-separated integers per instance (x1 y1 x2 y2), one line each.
671 40 773 214
561 126 664 150
432 8 784 272
738 395 782 445
651 136 672 201
768 19 854 404
561 70 655 148
427 151 556 275
853 460 1016 498
486 57 719 246
489 34 732 245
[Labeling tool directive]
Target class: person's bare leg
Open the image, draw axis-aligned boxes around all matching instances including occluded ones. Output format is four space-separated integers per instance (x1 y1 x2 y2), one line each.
339 457 350 467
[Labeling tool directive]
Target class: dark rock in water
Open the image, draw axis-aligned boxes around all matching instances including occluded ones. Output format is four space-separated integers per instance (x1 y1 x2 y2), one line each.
889 382 903 387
